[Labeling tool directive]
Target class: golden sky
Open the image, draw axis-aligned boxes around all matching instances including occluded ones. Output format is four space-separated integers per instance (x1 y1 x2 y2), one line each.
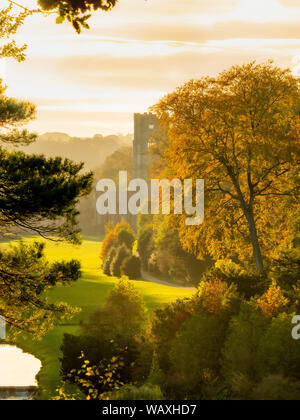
1 0 300 136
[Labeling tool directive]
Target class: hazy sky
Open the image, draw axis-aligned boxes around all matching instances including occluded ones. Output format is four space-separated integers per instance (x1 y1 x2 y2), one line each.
1 0 300 136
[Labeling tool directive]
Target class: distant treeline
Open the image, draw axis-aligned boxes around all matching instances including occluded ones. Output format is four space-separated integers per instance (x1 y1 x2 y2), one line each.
19 132 133 171
79 146 135 235
5 132 134 237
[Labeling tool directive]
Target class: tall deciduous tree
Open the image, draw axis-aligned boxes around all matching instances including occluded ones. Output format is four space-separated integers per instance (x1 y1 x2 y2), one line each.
153 62 300 271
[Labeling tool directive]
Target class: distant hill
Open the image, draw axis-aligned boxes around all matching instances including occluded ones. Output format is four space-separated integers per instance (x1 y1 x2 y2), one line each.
19 132 133 170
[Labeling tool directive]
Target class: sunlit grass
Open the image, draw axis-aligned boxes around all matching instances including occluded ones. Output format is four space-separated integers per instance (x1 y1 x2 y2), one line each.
2 237 194 399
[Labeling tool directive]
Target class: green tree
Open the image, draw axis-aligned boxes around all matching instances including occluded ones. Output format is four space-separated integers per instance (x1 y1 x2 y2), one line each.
258 313 300 380
117 229 135 251
58 350 126 400
138 226 155 270
102 246 117 276
110 245 130 277
0 241 81 338
221 303 269 389
151 298 194 372
121 255 141 280
0 71 92 336
251 375 300 401
170 313 227 398
60 279 151 396
38 0 118 32
98 278 147 338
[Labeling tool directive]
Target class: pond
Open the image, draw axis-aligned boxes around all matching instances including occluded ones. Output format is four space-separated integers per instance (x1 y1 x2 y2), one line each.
0 345 42 400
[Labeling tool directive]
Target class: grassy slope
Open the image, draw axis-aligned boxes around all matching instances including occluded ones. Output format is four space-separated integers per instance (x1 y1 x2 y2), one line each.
7 237 194 400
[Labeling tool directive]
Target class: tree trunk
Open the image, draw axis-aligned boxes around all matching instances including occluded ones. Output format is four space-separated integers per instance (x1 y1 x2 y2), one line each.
245 209 264 271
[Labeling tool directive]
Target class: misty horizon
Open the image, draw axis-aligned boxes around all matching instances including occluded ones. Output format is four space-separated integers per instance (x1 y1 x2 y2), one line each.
1 0 299 136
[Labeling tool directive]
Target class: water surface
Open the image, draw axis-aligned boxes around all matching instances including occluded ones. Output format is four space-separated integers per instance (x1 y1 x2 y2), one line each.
0 345 41 400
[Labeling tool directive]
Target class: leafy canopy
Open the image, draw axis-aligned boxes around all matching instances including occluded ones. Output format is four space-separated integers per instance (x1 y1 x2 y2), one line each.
153 61 300 271
0 241 81 338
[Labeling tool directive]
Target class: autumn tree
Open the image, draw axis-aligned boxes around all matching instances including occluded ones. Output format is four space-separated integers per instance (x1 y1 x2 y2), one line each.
0 3 55 65
153 62 300 271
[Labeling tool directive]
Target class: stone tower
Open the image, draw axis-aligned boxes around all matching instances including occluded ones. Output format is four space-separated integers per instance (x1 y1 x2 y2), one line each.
133 113 159 180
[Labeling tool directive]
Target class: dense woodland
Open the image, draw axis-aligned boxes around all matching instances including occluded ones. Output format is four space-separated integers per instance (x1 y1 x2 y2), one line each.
55 62 300 400
20 132 132 171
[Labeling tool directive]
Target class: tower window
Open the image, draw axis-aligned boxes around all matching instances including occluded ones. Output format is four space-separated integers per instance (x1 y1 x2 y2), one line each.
149 124 154 130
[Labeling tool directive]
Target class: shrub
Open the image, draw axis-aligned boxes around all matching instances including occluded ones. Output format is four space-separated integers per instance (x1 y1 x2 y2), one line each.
257 282 289 318
195 278 240 318
149 226 210 286
63 349 128 400
100 278 147 339
104 221 114 235
148 251 160 275
101 221 135 266
61 337 151 398
138 227 154 269
251 375 300 401
258 313 300 380
111 384 164 401
110 245 131 277
114 220 135 236
60 333 106 380
151 298 194 372
285 282 300 314
118 229 136 251
206 259 269 299
272 248 300 291
121 255 141 279
100 231 118 261
61 280 152 394
169 313 228 399
102 246 117 276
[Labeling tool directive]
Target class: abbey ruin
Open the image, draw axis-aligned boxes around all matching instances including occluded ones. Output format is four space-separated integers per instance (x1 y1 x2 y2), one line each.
133 113 159 180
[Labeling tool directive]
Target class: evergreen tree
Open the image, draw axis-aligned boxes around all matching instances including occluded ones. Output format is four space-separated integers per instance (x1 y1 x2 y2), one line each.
0 80 93 336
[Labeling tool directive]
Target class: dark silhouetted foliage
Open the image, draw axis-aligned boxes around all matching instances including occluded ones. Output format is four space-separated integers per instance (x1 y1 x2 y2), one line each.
121 255 141 280
110 245 131 278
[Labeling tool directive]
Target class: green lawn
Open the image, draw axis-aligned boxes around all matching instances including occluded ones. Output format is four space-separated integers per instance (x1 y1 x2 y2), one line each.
4 237 194 400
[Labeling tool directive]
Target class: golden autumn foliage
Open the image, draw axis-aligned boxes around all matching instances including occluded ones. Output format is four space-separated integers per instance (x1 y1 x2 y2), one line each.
196 278 237 316
257 282 290 318
100 221 135 260
152 61 300 271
